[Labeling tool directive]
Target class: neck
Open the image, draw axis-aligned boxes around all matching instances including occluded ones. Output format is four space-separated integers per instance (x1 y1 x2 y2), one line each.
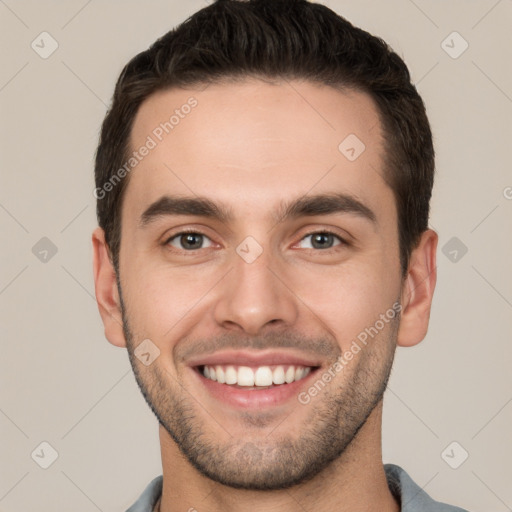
156 401 399 512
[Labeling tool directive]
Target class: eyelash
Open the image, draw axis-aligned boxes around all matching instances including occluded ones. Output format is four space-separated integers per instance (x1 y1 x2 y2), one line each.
163 228 349 254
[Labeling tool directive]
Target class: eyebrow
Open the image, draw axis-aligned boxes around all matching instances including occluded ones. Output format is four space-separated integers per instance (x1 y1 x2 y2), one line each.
139 192 377 227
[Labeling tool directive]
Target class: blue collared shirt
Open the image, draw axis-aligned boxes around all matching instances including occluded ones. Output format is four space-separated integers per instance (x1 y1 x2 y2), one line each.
126 463 469 511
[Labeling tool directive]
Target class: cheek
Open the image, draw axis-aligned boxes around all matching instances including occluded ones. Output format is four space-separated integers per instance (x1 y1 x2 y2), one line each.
122 261 219 338
285 257 399 348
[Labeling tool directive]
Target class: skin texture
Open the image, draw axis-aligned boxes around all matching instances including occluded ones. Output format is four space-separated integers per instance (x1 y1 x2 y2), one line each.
92 79 437 511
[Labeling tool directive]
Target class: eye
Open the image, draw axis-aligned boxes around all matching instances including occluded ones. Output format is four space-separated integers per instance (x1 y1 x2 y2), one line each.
165 231 214 251
297 231 347 250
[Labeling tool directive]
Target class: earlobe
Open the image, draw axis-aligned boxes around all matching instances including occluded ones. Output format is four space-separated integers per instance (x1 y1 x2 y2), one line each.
92 227 127 348
397 229 438 347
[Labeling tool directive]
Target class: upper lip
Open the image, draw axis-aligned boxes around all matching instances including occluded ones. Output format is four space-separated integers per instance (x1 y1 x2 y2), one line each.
187 350 323 368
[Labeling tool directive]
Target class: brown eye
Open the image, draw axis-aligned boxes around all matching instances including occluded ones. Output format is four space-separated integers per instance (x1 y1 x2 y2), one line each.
166 231 213 251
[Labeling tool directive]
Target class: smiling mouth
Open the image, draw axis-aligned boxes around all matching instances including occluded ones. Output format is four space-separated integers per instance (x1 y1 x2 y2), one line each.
196 364 320 389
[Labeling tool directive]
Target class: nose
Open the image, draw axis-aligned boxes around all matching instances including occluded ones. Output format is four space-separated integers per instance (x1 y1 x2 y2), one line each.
213 244 299 336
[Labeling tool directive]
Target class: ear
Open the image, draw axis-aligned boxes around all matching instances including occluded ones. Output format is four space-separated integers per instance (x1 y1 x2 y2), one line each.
397 229 438 347
92 227 127 348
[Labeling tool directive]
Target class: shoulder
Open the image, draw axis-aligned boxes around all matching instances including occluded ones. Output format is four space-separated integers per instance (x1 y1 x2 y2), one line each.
125 475 163 512
385 464 470 512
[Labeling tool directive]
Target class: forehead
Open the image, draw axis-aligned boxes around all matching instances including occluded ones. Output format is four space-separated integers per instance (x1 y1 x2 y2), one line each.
124 79 393 225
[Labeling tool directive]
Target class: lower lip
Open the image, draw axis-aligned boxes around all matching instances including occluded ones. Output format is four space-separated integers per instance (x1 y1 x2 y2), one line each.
191 367 319 409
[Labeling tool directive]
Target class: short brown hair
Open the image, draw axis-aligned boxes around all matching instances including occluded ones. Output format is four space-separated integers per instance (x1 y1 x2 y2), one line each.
94 0 434 276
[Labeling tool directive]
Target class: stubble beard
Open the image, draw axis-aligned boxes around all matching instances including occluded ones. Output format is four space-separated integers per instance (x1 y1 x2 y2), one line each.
119 285 399 490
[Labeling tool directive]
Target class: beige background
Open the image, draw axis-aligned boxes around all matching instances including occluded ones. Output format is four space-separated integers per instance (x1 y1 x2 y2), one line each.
1 0 511 510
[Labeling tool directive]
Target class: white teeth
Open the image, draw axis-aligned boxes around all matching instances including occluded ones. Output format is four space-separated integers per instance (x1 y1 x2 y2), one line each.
225 366 237 385
237 366 255 386
272 366 286 385
254 366 273 386
202 364 314 387
285 365 295 383
216 366 225 384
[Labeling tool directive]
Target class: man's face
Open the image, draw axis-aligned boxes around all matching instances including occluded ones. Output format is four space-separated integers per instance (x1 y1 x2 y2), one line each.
117 79 403 489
